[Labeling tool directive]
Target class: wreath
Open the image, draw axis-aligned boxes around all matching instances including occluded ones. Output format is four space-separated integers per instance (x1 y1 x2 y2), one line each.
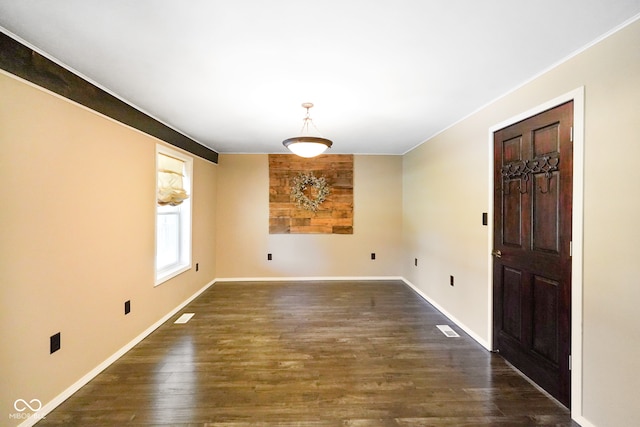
290 172 330 212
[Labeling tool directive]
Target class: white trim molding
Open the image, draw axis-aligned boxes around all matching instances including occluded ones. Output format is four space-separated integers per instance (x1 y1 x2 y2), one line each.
213 276 405 283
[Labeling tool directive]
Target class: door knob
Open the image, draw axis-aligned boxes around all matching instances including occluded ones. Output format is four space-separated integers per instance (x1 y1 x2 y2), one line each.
492 249 502 258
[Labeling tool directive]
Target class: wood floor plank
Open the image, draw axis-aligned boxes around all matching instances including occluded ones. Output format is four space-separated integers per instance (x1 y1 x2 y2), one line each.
37 280 577 426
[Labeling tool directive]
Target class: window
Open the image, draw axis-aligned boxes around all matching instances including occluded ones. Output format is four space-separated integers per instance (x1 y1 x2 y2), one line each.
155 145 192 285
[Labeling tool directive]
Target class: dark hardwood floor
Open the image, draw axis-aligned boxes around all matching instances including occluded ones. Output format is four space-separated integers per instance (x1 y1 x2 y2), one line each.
38 281 577 426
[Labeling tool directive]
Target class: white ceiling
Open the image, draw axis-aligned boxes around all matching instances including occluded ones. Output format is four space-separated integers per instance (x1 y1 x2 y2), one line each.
1 1 639 155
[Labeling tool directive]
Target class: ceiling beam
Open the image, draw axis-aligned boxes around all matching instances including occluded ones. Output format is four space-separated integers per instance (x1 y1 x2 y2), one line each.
0 31 218 164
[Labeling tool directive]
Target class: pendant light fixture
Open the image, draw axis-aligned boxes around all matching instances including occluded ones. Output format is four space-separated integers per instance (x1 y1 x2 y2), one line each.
282 103 333 158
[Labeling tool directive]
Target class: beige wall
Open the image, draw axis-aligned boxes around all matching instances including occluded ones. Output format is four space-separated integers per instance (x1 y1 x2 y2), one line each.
403 19 640 427
2 17 639 427
215 154 403 279
0 71 218 422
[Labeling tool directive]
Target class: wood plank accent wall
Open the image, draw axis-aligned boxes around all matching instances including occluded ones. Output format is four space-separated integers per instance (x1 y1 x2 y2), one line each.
269 154 353 234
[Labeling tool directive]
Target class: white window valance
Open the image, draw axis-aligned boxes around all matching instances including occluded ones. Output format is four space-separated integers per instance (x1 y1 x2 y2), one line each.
157 153 189 206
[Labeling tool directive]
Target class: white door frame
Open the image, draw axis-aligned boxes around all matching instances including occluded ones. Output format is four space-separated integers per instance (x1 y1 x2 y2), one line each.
486 87 585 420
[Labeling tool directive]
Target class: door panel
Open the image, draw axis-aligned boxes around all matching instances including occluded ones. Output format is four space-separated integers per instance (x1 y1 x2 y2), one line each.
502 267 523 340
504 136 523 161
503 188 523 247
533 171 560 252
493 101 573 407
532 122 560 156
531 275 559 363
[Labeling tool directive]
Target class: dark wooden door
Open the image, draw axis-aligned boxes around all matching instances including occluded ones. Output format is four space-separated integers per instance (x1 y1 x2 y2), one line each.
493 101 573 407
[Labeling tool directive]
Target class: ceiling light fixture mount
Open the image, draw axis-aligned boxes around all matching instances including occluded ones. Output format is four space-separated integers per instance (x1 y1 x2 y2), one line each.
282 102 333 158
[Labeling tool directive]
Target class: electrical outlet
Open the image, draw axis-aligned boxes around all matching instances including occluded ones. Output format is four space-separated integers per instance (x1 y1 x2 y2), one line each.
124 300 131 315
267 253 272 261
50 332 61 354
482 212 488 226
450 275 455 286
371 253 376 260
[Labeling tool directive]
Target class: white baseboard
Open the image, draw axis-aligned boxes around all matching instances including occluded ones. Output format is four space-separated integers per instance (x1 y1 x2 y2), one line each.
573 416 597 427
401 277 492 350
19 279 215 427
214 276 405 283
